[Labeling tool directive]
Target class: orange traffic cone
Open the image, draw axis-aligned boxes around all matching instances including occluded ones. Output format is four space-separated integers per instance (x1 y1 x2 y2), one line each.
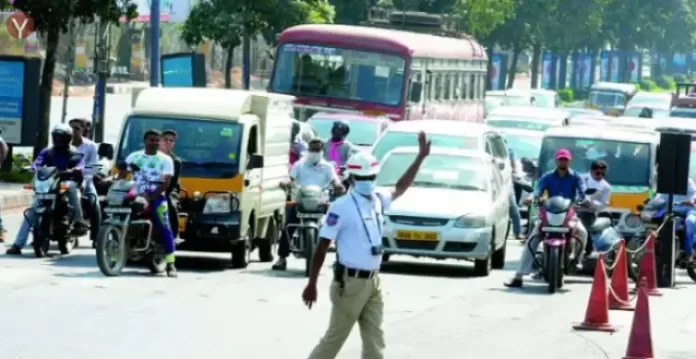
609 239 635 311
634 233 662 296
623 279 654 359
572 254 617 332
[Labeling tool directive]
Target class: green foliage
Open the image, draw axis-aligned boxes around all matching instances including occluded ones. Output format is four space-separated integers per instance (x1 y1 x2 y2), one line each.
10 0 137 34
673 73 688 84
261 0 335 46
639 79 658 91
655 75 676 90
557 88 573 102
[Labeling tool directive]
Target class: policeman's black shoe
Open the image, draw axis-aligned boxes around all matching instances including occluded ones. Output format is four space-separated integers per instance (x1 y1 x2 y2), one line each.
5 245 21 255
166 263 178 278
504 277 523 288
272 258 287 271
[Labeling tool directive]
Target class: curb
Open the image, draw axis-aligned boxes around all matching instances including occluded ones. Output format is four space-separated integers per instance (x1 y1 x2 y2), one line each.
0 191 32 211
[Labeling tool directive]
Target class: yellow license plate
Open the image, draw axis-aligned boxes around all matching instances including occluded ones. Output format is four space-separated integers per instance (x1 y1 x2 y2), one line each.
395 230 438 241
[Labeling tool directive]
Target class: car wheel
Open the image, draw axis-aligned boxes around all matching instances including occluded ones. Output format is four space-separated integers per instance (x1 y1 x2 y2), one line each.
474 228 494 276
492 237 507 269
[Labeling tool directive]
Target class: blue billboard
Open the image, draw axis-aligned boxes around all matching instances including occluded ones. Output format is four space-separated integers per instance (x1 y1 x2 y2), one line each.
0 60 24 144
161 55 193 87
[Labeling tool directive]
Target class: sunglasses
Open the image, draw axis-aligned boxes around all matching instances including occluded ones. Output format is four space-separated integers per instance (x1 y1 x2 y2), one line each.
593 170 606 176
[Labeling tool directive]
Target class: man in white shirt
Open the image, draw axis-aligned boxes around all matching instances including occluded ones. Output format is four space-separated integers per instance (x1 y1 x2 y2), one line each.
118 129 178 277
69 118 101 245
578 160 612 257
272 138 344 271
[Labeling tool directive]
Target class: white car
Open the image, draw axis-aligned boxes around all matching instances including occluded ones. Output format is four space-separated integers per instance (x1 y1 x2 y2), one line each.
371 120 513 188
486 106 570 130
529 89 561 108
626 92 672 109
378 147 510 276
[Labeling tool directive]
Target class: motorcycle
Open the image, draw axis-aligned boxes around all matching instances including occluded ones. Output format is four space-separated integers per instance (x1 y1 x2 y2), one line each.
284 184 331 276
631 199 696 283
26 156 93 257
530 189 599 293
95 164 168 276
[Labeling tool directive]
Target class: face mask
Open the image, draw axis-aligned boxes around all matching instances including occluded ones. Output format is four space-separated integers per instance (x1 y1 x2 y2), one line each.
353 180 376 196
306 151 322 163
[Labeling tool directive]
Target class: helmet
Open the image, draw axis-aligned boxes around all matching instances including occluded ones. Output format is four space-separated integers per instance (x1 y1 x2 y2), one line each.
332 120 350 136
345 151 380 176
51 123 73 138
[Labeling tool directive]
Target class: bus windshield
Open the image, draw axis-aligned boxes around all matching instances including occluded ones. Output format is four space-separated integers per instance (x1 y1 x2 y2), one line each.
538 136 651 187
270 43 406 107
117 116 243 179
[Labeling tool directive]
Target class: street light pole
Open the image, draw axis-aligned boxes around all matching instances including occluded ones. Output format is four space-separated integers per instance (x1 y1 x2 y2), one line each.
91 21 110 143
61 20 75 123
150 0 160 86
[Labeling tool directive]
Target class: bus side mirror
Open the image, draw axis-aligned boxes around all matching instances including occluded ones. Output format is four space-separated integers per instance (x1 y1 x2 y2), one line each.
409 81 423 103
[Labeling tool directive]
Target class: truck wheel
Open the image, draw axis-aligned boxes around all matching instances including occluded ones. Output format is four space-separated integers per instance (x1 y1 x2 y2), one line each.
231 225 251 269
258 217 276 263
474 229 495 276
492 237 507 269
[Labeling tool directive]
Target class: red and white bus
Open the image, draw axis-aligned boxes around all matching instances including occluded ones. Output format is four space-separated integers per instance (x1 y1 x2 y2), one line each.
269 24 487 122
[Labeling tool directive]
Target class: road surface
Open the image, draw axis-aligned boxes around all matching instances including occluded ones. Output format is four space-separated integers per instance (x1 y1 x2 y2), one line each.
0 209 694 358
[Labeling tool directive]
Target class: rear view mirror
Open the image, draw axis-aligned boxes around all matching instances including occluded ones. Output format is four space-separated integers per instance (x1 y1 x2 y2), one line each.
495 159 505 170
409 81 423 103
98 143 114 160
248 154 264 170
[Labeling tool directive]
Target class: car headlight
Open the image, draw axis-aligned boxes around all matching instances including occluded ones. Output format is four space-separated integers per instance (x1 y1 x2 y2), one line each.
625 214 642 228
453 215 487 228
203 194 237 214
546 212 566 226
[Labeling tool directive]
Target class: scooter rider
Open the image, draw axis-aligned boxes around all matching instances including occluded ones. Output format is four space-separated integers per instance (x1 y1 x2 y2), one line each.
577 160 612 255
324 120 359 170
273 138 345 270
651 177 696 262
6 124 88 255
504 149 590 288
68 118 101 247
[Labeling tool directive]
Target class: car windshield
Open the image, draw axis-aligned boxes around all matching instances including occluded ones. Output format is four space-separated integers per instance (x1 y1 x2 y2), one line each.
531 94 554 107
308 118 380 146
117 116 242 179
270 43 406 107
372 132 478 161
670 108 696 119
487 116 552 131
589 91 625 107
503 133 542 160
538 136 651 186
377 153 488 191
486 94 530 106
623 107 669 118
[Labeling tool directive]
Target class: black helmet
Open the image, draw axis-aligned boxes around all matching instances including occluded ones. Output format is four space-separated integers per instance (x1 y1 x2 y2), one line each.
332 120 350 136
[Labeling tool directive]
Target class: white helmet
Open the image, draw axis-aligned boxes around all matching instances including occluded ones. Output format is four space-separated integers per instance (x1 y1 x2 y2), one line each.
345 151 380 176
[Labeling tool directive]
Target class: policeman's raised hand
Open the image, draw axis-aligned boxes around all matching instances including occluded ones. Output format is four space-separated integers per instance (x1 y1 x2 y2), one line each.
417 131 431 158
302 283 318 309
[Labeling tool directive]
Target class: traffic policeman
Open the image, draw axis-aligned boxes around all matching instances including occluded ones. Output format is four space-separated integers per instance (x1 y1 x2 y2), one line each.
302 131 431 359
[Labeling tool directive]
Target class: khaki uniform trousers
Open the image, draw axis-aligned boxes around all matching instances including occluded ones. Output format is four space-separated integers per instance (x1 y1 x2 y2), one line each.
308 273 384 359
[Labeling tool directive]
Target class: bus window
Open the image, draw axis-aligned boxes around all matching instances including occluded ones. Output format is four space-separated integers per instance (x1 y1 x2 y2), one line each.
469 73 475 99
443 73 451 100
479 73 485 100
434 73 442 100
452 74 460 100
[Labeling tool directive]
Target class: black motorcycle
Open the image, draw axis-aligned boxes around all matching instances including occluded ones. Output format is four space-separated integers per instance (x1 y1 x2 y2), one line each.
285 184 331 276
28 159 91 257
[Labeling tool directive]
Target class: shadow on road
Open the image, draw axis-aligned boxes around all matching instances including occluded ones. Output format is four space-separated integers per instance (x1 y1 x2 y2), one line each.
487 285 571 295
242 267 308 279
47 251 238 273
380 260 479 278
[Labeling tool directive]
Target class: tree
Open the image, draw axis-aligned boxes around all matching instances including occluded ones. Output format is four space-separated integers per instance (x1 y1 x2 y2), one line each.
260 0 335 47
6 0 135 156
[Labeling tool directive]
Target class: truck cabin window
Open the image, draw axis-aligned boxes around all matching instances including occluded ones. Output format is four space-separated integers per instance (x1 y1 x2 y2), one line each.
118 116 243 179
